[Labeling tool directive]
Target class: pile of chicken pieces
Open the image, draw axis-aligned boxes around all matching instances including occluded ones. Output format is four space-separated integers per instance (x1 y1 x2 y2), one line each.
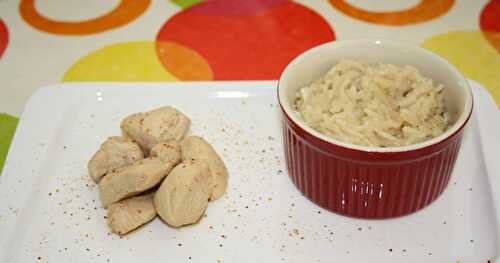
87 106 228 235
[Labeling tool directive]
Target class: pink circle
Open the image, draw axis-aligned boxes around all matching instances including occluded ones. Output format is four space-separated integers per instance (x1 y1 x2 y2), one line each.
189 0 288 16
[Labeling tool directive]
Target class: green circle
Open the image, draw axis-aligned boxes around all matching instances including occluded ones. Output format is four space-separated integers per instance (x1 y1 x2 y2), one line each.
171 0 202 8
0 113 18 175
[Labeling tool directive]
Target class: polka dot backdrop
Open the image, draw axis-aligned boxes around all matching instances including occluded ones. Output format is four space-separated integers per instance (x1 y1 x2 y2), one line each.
0 0 498 173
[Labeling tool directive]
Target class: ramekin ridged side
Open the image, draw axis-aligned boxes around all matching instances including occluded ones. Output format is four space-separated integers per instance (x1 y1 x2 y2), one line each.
281 107 467 218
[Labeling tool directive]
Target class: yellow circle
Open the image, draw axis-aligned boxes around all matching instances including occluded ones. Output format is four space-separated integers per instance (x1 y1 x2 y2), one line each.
422 31 500 107
63 41 177 81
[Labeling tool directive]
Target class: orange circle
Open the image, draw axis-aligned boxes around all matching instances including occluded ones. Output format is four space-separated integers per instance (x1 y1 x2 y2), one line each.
19 0 150 35
156 41 214 81
329 0 454 25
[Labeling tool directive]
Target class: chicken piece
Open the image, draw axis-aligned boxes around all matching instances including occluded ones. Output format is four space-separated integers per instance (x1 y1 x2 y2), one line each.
107 193 156 235
154 159 211 228
88 136 144 183
99 158 173 208
120 106 191 153
99 141 181 208
150 140 182 164
181 136 228 201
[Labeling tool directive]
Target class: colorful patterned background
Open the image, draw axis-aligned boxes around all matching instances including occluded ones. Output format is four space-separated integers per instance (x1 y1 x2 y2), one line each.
0 0 499 172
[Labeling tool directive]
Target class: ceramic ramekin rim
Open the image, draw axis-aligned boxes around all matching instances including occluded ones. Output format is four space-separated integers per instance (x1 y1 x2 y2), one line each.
277 39 474 153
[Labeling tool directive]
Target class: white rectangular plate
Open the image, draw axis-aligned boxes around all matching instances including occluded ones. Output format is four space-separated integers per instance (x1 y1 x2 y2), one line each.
1 81 499 263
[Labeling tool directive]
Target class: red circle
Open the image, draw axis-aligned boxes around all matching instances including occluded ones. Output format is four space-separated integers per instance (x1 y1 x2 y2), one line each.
480 0 500 33
0 19 8 58
157 1 335 80
480 0 500 52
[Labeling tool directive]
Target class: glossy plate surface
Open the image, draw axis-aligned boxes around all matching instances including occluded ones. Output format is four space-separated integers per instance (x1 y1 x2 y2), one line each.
0 81 499 262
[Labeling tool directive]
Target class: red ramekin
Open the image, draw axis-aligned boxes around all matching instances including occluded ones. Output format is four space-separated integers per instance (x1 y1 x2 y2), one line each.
278 40 473 218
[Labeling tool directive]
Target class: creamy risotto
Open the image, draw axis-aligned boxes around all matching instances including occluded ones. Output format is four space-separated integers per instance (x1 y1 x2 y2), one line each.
294 59 450 147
